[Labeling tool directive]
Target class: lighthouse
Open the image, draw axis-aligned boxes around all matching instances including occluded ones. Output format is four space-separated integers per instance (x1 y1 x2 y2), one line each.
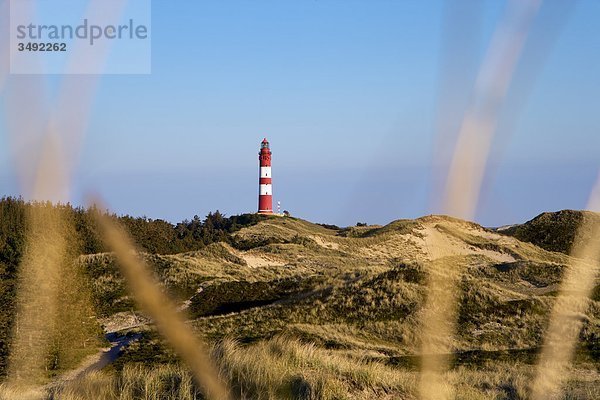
258 138 273 214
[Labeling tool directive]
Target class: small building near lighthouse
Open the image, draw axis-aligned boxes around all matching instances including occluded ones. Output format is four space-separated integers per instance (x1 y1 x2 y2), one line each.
258 138 273 214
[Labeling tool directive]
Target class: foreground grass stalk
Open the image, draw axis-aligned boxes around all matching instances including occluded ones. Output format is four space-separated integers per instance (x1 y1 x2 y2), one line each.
6 207 65 392
418 258 462 400
6 133 73 394
531 174 600 399
94 209 231 400
421 2 541 398
442 0 541 221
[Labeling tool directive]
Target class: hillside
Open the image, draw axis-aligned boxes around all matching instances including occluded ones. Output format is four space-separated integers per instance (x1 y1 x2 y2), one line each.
499 210 600 255
72 215 599 398
1 205 599 399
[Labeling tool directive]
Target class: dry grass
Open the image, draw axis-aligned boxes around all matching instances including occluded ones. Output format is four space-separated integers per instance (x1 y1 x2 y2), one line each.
14 338 600 400
215 337 417 400
22 365 198 400
39 337 416 400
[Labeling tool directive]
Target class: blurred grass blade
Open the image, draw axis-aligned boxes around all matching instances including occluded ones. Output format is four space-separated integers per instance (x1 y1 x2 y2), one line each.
92 204 231 400
531 172 600 399
441 0 542 221
6 206 66 391
418 257 463 400
421 1 542 399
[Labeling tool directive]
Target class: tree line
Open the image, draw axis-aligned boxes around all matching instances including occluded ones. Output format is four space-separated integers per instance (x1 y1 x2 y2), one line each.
0 196 267 267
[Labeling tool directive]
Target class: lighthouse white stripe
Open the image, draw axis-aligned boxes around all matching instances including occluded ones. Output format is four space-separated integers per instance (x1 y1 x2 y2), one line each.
260 184 272 195
260 166 271 178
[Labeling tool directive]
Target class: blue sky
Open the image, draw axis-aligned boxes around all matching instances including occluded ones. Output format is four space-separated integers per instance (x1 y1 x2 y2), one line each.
0 0 599 227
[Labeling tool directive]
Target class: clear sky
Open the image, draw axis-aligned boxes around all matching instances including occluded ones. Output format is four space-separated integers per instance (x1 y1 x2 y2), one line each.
0 0 599 227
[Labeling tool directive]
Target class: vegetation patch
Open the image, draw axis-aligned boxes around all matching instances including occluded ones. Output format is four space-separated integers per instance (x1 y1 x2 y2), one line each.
189 276 321 318
500 210 600 255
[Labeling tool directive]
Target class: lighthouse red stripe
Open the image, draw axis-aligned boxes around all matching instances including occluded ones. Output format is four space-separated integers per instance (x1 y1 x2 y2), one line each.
260 178 272 184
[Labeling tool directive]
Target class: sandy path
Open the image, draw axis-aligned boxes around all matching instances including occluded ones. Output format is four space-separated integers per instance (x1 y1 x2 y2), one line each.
44 332 142 392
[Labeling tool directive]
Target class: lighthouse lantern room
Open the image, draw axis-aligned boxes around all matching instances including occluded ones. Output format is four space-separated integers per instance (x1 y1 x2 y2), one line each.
258 138 273 214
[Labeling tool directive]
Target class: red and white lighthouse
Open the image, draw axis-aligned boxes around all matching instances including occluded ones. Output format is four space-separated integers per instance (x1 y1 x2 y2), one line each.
258 138 273 214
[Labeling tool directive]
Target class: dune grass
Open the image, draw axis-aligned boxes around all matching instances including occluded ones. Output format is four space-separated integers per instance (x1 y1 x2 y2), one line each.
14 337 599 400
2 211 600 398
